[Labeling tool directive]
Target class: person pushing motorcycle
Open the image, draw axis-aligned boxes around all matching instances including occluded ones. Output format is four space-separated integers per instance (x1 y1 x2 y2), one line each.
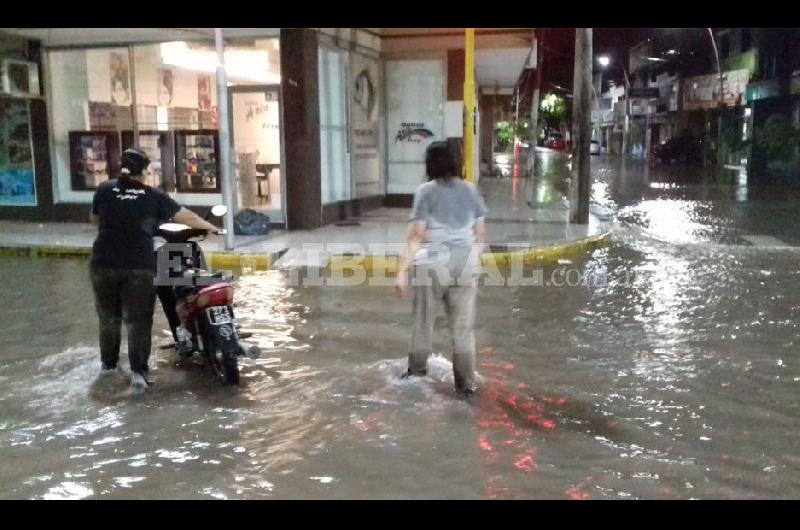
89 148 220 390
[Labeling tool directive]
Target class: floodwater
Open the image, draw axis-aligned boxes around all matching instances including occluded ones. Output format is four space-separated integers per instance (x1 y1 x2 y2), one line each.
1 155 799 499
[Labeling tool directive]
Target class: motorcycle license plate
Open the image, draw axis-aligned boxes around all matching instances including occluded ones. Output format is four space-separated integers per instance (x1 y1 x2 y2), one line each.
206 306 233 326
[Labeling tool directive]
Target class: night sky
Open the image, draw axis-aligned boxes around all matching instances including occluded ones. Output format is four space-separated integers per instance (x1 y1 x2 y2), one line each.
540 28 656 94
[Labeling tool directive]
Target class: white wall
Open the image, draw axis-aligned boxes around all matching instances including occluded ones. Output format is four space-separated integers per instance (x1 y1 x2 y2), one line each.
445 101 463 138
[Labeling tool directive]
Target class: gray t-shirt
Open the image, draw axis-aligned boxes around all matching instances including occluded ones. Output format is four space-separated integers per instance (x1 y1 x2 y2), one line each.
409 178 487 248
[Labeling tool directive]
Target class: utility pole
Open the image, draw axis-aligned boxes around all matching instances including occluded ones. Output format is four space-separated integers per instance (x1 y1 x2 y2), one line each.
622 68 631 157
530 29 544 167
707 28 724 172
570 28 593 224
215 28 236 251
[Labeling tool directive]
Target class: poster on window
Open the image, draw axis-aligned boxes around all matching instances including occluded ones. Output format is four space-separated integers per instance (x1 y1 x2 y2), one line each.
109 52 131 106
158 68 174 106
351 54 381 197
198 74 212 111
0 99 36 206
386 59 445 194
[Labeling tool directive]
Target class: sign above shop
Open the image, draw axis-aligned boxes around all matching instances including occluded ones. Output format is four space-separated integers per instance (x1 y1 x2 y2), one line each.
682 69 750 110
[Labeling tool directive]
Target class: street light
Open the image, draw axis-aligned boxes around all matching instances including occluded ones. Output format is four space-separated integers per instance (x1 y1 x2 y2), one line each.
595 56 611 147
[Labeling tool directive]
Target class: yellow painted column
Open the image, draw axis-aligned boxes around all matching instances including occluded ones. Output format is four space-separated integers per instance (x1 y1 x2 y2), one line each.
463 28 476 183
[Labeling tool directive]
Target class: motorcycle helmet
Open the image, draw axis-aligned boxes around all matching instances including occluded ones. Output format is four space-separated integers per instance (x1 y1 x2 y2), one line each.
121 148 151 176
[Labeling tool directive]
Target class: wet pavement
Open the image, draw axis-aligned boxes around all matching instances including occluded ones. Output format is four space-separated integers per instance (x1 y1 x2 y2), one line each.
1 154 799 499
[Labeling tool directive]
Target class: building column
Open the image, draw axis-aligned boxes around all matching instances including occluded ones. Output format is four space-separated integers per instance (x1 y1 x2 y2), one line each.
280 28 322 230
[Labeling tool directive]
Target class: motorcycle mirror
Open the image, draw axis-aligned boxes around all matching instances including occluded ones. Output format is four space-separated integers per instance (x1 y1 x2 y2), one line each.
211 205 228 217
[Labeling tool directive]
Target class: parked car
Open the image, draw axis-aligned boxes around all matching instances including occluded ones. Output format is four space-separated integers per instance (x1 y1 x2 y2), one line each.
654 134 704 164
590 140 601 155
544 132 566 151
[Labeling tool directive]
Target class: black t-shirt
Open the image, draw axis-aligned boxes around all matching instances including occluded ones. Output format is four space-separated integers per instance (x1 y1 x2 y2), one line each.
90 178 182 271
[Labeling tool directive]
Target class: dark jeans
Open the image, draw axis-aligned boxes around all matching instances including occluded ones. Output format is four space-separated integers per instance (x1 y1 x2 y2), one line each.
90 266 156 374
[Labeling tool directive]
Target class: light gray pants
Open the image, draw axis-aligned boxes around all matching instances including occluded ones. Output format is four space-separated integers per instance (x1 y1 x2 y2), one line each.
409 246 479 392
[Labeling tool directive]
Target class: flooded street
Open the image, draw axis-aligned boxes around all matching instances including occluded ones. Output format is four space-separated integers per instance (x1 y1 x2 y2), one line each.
2 157 800 499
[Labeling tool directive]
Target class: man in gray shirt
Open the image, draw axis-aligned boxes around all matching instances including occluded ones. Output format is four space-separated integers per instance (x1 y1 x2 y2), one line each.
395 141 487 397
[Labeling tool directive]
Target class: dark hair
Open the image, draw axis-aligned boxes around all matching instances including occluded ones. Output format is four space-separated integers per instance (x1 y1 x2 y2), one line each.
118 148 150 189
121 148 150 176
425 141 458 181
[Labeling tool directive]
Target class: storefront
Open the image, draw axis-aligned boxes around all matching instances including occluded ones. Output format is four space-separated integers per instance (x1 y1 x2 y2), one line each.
2 28 525 227
0 28 388 229
46 38 285 220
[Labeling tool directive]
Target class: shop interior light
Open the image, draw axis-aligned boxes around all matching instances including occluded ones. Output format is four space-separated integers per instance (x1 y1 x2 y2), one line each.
160 42 280 84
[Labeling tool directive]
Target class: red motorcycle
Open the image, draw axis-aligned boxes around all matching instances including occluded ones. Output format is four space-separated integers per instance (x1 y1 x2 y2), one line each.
156 206 259 385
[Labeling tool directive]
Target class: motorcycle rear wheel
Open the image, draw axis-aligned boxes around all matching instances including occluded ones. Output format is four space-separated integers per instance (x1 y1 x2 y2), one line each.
199 322 240 386
221 351 240 386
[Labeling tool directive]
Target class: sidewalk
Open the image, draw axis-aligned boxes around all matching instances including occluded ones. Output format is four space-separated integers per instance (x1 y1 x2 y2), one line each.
0 176 611 271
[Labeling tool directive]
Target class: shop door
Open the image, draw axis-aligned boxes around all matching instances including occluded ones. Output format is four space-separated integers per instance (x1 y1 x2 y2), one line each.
229 86 285 224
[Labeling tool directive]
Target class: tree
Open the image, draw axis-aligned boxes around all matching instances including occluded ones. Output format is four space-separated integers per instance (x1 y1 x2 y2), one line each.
756 114 800 161
494 121 515 152
540 93 567 130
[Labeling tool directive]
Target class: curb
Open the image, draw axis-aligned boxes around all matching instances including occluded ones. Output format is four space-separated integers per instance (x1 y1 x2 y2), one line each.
0 245 278 272
326 231 613 275
480 231 612 268
1 232 613 275
0 245 92 259
206 251 276 271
